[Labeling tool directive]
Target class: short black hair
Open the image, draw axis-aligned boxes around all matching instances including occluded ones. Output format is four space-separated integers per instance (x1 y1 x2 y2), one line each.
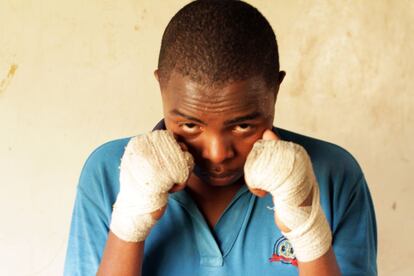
157 0 280 88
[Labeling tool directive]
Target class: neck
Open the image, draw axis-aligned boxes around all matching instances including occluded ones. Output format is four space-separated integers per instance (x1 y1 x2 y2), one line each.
186 174 244 203
185 174 245 229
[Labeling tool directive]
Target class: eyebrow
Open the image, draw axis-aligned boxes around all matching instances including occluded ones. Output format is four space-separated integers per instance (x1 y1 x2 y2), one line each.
170 109 206 125
223 112 262 125
170 109 262 126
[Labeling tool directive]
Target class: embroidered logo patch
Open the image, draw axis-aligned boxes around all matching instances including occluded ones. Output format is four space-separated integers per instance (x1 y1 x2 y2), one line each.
269 236 298 267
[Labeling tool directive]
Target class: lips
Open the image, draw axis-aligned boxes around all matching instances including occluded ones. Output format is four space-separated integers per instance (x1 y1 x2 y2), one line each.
205 171 237 179
201 170 243 184
193 164 243 185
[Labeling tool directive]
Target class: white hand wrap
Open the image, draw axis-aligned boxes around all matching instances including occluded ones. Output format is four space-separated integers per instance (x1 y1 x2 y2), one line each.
110 130 194 242
244 139 332 262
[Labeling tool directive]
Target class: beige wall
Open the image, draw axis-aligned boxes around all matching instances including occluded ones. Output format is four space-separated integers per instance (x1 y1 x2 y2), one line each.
0 1 412 275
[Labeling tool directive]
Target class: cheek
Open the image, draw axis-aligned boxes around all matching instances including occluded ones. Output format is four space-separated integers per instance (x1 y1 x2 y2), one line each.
165 124 192 149
164 122 201 155
235 123 271 161
164 119 184 137
234 132 263 161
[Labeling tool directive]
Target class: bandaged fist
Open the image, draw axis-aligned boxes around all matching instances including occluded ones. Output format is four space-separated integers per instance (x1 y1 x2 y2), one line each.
110 130 194 242
244 129 332 262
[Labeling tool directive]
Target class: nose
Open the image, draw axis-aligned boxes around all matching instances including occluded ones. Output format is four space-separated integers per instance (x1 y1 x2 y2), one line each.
201 134 235 164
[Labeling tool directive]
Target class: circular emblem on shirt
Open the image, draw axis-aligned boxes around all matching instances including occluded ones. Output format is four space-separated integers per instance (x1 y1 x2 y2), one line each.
269 236 298 267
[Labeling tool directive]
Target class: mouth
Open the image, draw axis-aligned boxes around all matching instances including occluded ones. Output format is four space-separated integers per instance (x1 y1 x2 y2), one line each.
206 172 236 178
197 169 242 185
192 163 244 185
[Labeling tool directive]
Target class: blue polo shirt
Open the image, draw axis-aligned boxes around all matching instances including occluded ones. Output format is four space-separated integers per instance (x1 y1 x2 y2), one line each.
64 121 377 275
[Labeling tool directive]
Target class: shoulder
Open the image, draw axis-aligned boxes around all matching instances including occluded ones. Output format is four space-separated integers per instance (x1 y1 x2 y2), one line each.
76 137 132 207
82 137 131 170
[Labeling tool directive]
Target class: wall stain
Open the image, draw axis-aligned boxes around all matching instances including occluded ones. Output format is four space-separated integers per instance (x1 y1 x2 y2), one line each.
392 202 396 211
134 8 147 32
0 64 18 94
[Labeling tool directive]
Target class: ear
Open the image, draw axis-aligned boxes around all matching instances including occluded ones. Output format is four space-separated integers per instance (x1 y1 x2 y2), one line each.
272 71 286 100
278 71 286 85
154 69 160 82
273 71 286 99
154 69 165 92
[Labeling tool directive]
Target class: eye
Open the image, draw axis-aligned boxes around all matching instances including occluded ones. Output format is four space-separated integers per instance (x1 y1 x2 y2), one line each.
180 123 200 134
233 123 253 133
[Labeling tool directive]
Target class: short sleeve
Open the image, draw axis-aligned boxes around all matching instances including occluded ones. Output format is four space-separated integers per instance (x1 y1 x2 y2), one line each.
63 139 127 276
332 175 377 276
63 187 109 276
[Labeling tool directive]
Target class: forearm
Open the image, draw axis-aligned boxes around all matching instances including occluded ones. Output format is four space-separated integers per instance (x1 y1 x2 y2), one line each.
97 231 144 276
245 135 341 275
297 247 341 276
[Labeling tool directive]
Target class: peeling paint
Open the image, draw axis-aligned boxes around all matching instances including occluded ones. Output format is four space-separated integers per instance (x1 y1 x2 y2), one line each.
0 64 18 94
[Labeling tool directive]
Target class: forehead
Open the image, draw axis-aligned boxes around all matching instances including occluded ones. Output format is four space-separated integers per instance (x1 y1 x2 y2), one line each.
162 72 274 115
